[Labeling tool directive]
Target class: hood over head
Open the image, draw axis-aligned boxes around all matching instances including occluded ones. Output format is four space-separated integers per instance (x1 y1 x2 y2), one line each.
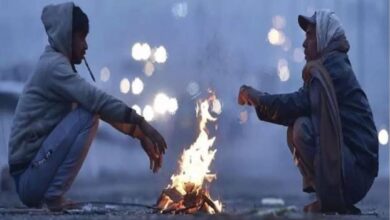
41 2 74 58
299 9 350 57
314 9 349 54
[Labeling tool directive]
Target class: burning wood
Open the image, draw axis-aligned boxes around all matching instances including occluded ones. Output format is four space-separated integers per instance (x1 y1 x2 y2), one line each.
156 94 222 214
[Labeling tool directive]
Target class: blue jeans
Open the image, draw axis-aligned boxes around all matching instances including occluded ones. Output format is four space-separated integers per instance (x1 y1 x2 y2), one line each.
15 107 99 207
287 117 374 205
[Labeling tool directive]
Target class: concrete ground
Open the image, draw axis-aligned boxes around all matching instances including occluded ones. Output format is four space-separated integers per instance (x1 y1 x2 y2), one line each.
0 175 388 220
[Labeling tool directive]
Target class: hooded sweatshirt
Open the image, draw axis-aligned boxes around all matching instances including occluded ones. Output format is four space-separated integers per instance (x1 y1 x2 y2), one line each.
8 2 137 175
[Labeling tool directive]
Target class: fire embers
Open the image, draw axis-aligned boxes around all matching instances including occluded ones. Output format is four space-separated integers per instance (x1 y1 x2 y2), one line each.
156 183 220 214
155 94 222 214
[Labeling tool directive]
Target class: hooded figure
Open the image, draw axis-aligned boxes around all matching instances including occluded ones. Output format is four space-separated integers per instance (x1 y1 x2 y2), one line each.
9 2 167 211
238 10 378 213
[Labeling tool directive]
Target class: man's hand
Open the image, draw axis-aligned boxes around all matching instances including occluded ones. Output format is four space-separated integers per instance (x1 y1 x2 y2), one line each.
238 85 255 106
238 85 250 105
131 115 167 173
138 119 167 155
140 136 163 173
238 85 264 106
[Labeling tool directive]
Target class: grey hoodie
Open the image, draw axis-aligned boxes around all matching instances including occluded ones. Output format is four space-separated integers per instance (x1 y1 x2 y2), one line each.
8 2 136 175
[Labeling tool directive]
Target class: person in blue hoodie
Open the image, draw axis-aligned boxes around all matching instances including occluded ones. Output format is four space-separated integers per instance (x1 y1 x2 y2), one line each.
8 2 167 211
238 10 378 214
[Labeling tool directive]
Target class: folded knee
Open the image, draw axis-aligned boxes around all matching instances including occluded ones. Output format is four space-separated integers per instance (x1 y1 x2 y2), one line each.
291 117 314 148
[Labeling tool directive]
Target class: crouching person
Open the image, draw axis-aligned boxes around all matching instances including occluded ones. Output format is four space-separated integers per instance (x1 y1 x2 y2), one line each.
238 10 378 214
8 2 167 211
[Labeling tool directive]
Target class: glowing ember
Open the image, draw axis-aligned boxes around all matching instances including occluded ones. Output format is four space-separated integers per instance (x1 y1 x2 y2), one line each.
156 94 222 214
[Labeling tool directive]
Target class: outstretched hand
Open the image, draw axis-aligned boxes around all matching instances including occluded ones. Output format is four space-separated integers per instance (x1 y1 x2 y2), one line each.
238 85 264 106
238 85 253 106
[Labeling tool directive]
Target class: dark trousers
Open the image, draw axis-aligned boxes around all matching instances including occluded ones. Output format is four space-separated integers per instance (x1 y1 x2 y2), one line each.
287 117 375 205
15 108 99 207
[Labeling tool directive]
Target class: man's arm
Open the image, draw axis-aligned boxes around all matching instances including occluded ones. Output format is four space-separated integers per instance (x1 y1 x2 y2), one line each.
239 85 311 126
47 60 167 172
47 61 141 125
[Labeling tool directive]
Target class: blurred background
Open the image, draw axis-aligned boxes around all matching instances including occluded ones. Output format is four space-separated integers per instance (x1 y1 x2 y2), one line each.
0 0 388 198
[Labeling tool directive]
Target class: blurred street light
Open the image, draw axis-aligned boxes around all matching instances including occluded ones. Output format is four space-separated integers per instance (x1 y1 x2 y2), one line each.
378 128 389 146
120 78 131 94
131 77 144 95
100 67 110 82
143 105 154 122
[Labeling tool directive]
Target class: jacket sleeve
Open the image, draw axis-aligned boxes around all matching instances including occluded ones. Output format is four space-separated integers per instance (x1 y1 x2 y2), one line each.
254 86 311 126
46 59 140 125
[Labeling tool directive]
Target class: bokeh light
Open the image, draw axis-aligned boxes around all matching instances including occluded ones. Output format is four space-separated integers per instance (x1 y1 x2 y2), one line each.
154 46 168 64
378 128 389 146
144 61 155 77
282 38 291 51
167 98 179 114
131 43 143 61
172 2 188 18
131 104 142 115
277 59 290 82
268 28 286 45
132 42 151 61
100 67 110 82
120 78 131 94
187 81 200 97
153 93 170 114
272 15 286 30
131 77 144 95
143 105 154 122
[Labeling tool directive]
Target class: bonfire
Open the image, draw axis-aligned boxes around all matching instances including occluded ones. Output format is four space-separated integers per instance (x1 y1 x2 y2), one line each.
156 94 222 214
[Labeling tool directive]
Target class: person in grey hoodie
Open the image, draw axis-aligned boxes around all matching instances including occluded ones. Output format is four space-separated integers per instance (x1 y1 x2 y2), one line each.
8 2 167 211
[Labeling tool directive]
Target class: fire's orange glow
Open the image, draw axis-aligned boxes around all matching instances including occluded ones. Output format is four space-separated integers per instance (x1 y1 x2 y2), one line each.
156 93 222 214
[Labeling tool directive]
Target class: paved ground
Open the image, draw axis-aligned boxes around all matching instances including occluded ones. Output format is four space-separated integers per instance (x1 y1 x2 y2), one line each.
0 175 388 220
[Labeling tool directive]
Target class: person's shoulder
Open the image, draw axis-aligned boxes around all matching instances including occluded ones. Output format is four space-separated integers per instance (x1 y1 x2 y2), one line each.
38 46 72 73
45 54 74 78
323 52 352 76
323 52 349 68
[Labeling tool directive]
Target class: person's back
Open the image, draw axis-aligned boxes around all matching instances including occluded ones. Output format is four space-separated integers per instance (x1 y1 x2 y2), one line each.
322 52 378 177
9 44 75 176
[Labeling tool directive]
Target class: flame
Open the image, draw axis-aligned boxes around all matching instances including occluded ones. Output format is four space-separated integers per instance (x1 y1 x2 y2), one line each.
158 94 222 214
